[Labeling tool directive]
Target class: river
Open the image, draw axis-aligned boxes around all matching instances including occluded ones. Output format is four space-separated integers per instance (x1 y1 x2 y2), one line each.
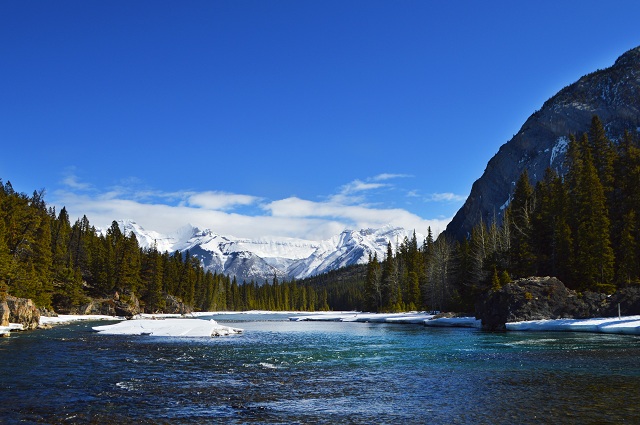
1 313 639 424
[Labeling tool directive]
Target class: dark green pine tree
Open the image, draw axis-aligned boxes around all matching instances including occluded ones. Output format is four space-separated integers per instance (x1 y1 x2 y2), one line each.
141 244 166 312
380 242 398 311
50 208 88 309
120 232 142 294
50 207 72 271
531 169 556 276
570 134 615 291
588 115 616 201
617 210 639 285
549 174 574 285
612 130 640 285
507 170 535 278
364 252 381 312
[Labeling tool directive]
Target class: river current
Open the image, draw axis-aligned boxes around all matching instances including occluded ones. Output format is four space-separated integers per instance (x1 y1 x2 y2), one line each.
1 313 639 424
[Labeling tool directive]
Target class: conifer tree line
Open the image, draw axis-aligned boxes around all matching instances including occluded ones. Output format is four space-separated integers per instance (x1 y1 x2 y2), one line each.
0 183 331 312
362 116 640 313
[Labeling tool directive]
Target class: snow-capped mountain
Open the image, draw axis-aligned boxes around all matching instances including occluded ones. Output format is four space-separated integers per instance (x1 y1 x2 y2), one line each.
113 220 422 282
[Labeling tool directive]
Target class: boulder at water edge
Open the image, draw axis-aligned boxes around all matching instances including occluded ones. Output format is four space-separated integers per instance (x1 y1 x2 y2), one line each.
5 296 40 330
475 276 610 331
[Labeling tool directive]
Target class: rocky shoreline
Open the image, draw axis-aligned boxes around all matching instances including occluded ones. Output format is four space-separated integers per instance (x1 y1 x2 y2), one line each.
1 291 194 335
475 276 640 330
3 276 640 335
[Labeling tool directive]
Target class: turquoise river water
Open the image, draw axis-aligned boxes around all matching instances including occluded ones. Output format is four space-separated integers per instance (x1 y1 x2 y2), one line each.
1 313 639 424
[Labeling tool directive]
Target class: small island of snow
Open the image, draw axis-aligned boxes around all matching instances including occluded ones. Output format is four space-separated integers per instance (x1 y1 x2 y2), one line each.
92 318 243 337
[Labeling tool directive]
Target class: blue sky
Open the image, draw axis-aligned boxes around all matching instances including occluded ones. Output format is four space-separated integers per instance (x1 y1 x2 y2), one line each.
2 1 640 240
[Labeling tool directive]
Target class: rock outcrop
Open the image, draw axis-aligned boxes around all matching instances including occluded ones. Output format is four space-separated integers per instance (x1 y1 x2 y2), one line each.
5 296 40 330
163 294 192 315
475 276 617 331
73 292 192 317
445 46 640 240
605 286 640 316
0 301 9 327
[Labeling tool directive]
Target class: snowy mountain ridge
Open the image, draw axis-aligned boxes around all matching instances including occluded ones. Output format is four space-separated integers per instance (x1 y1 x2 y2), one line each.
111 220 423 282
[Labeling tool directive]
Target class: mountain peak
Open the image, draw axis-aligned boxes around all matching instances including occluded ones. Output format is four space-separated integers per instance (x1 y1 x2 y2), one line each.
614 45 640 67
117 221 421 282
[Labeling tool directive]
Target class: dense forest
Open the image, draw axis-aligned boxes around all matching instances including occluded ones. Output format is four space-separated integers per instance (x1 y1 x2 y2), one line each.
361 116 640 313
2 116 639 314
0 185 332 313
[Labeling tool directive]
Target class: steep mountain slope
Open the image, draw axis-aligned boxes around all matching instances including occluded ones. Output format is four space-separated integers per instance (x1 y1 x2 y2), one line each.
445 46 640 240
114 220 421 282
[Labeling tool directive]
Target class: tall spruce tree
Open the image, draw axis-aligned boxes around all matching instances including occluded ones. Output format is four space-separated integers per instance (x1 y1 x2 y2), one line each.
508 170 535 278
570 134 615 290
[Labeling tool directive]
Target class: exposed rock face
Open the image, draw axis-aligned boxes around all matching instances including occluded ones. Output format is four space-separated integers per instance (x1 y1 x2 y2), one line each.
5 296 40 330
445 46 640 240
0 301 9 327
163 294 192 315
78 291 143 318
77 293 192 316
113 292 142 318
606 287 640 316
79 299 117 316
475 277 612 331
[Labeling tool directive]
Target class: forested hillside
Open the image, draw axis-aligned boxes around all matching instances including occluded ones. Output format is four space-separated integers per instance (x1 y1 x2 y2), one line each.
362 116 640 313
0 184 332 313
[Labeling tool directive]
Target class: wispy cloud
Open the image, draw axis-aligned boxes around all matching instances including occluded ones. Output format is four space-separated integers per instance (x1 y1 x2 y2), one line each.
187 191 261 210
427 192 467 203
372 173 411 181
61 168 92 191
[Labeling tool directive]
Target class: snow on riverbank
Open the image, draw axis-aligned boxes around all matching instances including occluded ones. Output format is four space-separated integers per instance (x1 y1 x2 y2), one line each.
424 317 482 328
291 312 434 323
92 318 243 337
291 312 640 334
39 314 119 326
36 313 243 338
26 311 640 336
506 315 640 335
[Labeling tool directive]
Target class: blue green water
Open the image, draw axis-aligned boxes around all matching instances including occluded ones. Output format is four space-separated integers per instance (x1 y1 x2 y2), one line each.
1 313 639 424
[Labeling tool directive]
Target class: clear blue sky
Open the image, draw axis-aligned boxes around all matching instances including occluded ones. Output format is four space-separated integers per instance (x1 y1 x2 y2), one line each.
2 1 640 240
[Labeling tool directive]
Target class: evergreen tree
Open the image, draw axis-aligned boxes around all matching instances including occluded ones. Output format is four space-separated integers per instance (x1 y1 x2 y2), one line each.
508 170 535 278
589 115 616 201
617 210 639 285
364 252 382 311
569 134 615 290
380 242 398 311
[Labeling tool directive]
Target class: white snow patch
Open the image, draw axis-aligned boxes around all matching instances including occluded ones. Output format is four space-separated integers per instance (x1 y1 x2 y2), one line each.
92 318 243 337
0 323 24 335
424 317 482 328
291 312 435 324
40 314 119 326
506 315 640 335
550 136 569 165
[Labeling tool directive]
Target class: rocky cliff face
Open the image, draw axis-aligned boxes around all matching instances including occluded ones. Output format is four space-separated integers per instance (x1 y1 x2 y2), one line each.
445 46 640 240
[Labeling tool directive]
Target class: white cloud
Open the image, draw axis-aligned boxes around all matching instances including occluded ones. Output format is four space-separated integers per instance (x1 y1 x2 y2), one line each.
372 173 411 181
50 173 453 240
61 169 92 190
264 196 450 236
187 191 261 210
427 192 467 203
